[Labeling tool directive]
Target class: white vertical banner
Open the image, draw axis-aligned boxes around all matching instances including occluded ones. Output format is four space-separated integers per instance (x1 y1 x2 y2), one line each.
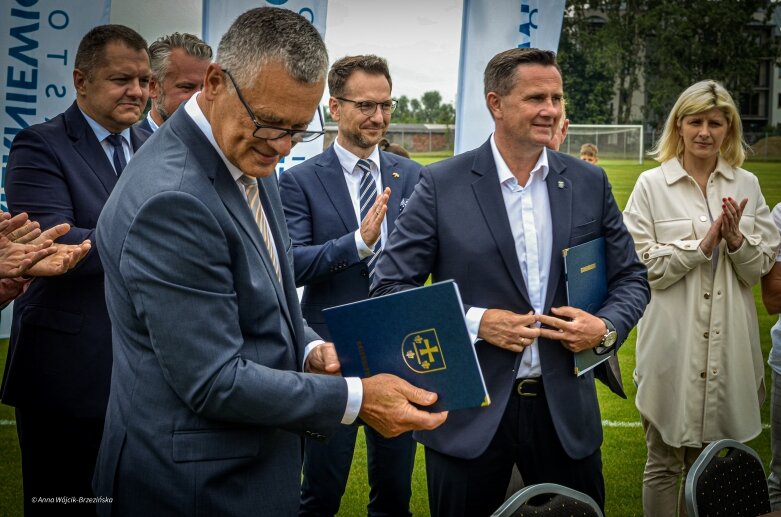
1 0 111 210
1 0 110 338
455 0 565 154
202 0 328 175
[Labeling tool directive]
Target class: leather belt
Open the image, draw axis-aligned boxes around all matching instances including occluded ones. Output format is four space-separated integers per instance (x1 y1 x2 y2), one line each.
514 377 542 397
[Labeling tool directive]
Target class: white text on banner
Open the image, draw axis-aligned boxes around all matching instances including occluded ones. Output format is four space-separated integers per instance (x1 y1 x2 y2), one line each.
1 0 110 211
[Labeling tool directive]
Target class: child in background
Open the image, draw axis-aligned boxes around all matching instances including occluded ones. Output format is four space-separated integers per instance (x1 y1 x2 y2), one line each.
580 143 599 164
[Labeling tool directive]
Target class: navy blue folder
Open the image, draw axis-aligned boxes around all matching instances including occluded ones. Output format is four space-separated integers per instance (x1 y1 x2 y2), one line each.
323 281 490 412
562 237 613 376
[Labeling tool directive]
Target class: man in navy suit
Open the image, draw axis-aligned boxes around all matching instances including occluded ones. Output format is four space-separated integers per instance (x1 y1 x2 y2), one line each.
0 24 151 515
279 55 422 517
91 10 445 516
137 32 212 134
372 48 649 516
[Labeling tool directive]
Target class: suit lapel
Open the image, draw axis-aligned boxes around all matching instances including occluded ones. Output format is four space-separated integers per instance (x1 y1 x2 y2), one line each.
257 174 295 331
379 151 401 231
470 141 532 308
129 126 149 152
544 152 572 311
172 109 299 341
65 102 117 195
315 146 357 232
212 164 293 331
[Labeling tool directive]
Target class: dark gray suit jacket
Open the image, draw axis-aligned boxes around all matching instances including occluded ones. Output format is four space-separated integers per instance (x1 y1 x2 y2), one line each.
372 140 649 461
92 107 349 516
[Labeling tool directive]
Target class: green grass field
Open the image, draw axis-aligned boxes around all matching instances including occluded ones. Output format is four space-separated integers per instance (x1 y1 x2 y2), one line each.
1 157 780 516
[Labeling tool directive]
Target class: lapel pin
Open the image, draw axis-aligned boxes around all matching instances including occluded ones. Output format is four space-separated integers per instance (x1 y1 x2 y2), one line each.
392 172 400 179
557 180 565 189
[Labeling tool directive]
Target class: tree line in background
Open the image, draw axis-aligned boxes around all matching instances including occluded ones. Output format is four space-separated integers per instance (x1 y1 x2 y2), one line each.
324 90 456 125
324 1 780 131
559 0 781 129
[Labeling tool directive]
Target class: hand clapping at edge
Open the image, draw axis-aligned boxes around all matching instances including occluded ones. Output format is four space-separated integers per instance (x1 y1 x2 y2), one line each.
0 212 55 278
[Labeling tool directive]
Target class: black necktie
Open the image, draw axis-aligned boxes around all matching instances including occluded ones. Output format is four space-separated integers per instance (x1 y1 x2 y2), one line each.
357 159 381 277
106 134 127 175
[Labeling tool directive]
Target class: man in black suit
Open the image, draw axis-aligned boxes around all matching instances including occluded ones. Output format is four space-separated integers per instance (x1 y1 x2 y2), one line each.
279 55 422 517
0 24 151 516
137 32 212 134
372 48 649 516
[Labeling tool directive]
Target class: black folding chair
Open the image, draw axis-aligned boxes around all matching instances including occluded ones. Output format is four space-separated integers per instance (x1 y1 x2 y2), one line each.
492 482 603 517
684 438 771 517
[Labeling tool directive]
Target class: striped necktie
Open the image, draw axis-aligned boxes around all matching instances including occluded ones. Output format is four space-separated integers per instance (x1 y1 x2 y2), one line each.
105 134 127 175
239 175 282 283
357 159 381 277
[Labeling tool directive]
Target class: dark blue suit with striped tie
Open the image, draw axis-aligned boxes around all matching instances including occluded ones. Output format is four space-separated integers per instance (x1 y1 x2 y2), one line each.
279 144 422 516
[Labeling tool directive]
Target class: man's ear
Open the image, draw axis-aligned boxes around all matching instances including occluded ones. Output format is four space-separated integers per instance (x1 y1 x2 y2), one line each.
202 63 226 102
486 92 502 120
148 76 160 101
329 97 340 122
73 69 87 97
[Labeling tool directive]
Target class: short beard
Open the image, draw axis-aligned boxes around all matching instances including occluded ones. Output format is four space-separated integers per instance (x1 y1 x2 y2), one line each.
347 126 386 149
154 92 170 122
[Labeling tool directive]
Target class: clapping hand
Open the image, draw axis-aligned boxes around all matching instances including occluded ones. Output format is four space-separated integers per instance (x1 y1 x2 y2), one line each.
360 187 390 248
5 217 91 277
721 197 748 252
0 212 55 278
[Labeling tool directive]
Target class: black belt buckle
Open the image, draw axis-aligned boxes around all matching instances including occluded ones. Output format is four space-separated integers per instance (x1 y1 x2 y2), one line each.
515 378 540 397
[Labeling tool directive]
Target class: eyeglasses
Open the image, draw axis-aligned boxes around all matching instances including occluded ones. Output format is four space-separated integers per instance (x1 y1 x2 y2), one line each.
223 69 324 143
335 97 397 116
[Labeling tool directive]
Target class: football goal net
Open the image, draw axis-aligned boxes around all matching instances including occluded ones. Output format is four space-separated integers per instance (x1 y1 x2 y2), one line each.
560 124 644 164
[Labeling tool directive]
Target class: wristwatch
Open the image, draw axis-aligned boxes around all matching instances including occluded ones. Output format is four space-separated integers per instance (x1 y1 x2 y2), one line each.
595 317 617 353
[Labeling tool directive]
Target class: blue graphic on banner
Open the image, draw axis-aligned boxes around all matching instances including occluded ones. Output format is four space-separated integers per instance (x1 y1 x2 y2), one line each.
202 0 328 175
2 0 110 211
455 0 565 154
518 2 538 48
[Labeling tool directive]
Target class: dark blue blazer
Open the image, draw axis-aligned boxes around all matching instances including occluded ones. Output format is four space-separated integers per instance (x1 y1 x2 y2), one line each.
135 116 153 136
0 101 149 419
371 140 649 460
278 145 422 340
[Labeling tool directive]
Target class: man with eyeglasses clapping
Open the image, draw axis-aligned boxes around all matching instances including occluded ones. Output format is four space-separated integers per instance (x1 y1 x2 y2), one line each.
279 55 424 517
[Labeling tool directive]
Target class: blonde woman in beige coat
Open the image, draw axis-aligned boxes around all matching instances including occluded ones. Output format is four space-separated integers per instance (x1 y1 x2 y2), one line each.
623 80 780 517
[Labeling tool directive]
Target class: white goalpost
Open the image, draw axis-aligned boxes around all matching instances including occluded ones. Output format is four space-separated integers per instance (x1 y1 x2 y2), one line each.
561 124 645 164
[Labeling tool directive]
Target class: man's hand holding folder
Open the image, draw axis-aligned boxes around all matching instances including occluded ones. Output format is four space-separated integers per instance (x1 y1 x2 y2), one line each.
306 342 448 438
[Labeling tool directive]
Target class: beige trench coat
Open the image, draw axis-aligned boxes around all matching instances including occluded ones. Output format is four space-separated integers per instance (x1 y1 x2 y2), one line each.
624 157 779 448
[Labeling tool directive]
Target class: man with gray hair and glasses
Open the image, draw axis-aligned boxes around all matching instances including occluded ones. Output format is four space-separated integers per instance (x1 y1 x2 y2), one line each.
138 32 212 133
92 8 446 516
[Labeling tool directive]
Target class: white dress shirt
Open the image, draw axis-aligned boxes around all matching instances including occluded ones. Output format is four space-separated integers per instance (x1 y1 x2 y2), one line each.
184 93 362 423
465 135 552 378
333 139 386 258
145 111 160 133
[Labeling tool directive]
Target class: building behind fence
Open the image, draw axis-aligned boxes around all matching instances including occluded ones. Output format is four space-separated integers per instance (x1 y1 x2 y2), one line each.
325 123 454 153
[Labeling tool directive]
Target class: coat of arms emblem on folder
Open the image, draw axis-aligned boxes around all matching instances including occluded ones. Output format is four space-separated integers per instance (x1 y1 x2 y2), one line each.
402 329 447 373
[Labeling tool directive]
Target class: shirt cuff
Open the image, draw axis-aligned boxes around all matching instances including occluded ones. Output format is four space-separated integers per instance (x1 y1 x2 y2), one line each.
354 230 376 259
342 377 363 424
303 339 326 369
465 306 487 344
